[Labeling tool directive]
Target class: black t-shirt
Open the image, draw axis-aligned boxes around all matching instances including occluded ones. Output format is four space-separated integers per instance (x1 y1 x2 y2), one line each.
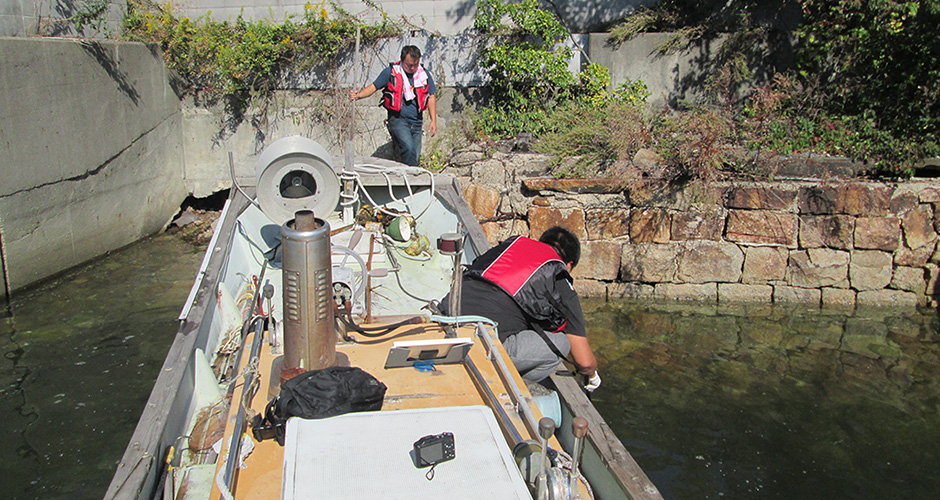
450 275 586 343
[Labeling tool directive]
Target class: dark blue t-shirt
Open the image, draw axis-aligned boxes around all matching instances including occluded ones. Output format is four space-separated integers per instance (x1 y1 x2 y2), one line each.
372 65 437 121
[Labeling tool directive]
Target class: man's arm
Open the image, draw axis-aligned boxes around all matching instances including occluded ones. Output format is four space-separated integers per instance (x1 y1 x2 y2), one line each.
566 334 597 377
350 83 378 100
427 94 437 136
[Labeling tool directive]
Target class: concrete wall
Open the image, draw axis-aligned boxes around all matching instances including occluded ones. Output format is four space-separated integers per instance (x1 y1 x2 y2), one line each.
169 0 653 35
0 0 647 38
589 31 795 107
0 38 187 294
180 29 795 190
0 0 124 37
181 33 546 195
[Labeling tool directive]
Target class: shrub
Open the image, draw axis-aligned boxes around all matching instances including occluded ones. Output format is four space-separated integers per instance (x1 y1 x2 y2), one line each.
123 0 400 96
473 0 578 138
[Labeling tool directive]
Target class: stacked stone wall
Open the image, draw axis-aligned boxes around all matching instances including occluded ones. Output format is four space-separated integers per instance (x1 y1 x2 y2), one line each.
449 151 940 308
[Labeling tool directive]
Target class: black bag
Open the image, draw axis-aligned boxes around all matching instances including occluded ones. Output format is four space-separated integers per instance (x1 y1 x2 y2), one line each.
251 366 387 445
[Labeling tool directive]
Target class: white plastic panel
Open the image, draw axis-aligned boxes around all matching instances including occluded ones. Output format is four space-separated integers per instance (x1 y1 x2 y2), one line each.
282 406 531 499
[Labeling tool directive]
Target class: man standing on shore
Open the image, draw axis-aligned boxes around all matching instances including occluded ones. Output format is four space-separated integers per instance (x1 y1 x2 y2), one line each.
350 45 437 166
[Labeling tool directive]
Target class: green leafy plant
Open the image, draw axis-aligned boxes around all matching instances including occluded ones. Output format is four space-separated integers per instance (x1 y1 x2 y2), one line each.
603 0 940 176
74 0 111 33
123 0 400 96
612 78 652 106
795 0 940 145
473 0 578 138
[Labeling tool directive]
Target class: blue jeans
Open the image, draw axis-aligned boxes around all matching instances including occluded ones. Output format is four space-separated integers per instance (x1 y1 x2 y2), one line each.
387 115 423 166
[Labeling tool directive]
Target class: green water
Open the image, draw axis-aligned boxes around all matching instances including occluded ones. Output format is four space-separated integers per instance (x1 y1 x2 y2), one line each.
0 234 204 500
4 234 940 500
583 299 940 500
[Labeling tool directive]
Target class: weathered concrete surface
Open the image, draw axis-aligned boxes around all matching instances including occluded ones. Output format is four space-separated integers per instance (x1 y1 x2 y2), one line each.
589 31 795 107
0 38 185 292
166 0 654 36
181 85 477 196
0 0 124 37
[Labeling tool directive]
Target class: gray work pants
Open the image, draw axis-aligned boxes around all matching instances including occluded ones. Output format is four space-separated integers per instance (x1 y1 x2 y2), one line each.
503 329 571 382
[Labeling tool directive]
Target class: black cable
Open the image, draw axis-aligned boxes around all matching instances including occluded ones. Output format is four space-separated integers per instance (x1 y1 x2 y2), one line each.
337 312 423 338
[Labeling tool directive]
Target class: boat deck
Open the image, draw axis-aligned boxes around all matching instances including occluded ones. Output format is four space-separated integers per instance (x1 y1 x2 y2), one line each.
210 320 568 499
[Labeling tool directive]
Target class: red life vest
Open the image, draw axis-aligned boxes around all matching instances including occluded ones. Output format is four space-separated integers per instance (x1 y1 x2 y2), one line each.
382 62 430 113
466 236 571 332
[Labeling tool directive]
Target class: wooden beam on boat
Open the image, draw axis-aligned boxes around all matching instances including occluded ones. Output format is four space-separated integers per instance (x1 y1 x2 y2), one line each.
436 175 660 499
551 373 664 500
104 189 252 500
434 174 490 254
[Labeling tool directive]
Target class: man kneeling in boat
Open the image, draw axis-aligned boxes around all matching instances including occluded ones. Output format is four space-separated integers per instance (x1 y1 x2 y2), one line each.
441 227 601 391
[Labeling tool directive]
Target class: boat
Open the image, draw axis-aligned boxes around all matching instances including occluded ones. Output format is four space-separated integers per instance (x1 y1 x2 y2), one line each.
104 136 662 500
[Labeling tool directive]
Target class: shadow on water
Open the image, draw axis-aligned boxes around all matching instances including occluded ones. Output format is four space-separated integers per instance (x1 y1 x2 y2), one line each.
583 298 940 500
0 234 205 500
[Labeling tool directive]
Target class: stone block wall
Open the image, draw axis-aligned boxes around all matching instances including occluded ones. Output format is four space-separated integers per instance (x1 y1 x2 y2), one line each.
448 152 940 308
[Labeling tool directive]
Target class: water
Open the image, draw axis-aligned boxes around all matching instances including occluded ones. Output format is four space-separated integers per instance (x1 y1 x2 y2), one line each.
4 234 940 500
583 298 940 500
0 233 205 500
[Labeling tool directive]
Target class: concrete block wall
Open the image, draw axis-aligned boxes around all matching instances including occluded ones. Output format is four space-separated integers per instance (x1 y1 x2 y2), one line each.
0 0 124 37
450 151 940 309
169 0 652 35
0 38 187 293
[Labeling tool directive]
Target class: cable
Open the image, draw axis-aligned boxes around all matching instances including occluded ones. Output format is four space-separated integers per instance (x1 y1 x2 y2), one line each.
376 234 432 261
429 314 498 328
228 152 261 210
338 163 436 219
337 311 424 338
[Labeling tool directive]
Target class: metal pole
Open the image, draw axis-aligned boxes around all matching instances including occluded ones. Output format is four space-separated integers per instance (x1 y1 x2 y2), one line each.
473 323 541 438
447 223 464 319
463 357 524 446
0 216 13 317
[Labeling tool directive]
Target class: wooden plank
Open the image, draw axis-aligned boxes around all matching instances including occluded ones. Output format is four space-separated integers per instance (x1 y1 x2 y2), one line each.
441 178 658 499
551 373 664 500
434 174 490 255
210 321 558 499
104 190 250 500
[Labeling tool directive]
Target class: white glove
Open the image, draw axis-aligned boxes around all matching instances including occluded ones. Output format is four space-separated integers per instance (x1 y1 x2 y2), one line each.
585 371 601 392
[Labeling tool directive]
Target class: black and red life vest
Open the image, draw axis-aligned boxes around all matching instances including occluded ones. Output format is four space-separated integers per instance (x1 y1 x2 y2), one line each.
465 236 571 332
382 62 430 113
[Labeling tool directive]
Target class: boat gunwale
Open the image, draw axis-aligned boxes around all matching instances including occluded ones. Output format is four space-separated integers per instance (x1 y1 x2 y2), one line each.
104 190 252 500
105 172 660 500
551 373 664 500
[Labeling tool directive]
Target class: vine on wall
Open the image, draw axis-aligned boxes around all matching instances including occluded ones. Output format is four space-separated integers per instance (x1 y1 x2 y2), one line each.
123 0 401 98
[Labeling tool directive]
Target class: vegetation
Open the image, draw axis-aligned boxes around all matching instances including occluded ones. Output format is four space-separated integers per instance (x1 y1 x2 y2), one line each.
56 0 939 178
122 0 400 97
599 0 940 177
472 0 611 139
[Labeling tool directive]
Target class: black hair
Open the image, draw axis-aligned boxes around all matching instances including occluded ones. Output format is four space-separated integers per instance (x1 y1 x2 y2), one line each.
401 45 422 61
539 226 580 268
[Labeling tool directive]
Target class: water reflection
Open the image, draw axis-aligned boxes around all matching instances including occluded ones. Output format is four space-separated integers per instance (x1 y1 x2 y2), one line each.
0 234 203 500
584 299 940 500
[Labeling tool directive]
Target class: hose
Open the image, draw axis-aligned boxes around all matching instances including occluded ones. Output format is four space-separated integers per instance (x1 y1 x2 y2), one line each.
337 311 426 338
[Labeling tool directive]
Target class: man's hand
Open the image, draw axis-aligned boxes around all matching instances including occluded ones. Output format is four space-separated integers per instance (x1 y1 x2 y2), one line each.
585 371 601 392
350 84 376 102
429 120 438 137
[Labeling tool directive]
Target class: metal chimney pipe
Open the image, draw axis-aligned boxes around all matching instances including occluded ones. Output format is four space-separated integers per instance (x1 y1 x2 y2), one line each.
281 210 336 372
